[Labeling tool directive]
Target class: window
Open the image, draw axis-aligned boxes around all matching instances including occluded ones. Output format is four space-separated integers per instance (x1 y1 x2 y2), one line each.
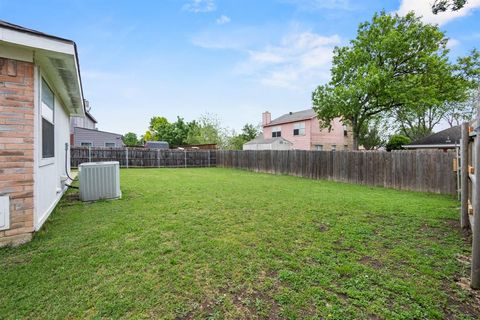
105 142 116 147
331 145 337 151
41 79 54 158
81 142 92 147
344 145 348 150
315 145 323 151
272 126 281 138
293 122 306 136
343 125 348 137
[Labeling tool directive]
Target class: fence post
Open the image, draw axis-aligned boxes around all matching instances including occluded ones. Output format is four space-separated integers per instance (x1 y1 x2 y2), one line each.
88 146 91 162
472 93 480 289
158 149 160 168
184 150 187 168
126 147 129 169
208 150 211 167
461 122 470 230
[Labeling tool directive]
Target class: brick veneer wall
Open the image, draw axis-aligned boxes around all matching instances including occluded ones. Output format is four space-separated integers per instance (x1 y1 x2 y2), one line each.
0 57 35 246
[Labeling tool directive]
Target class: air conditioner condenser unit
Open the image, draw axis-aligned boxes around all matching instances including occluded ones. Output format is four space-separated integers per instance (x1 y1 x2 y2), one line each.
79 161 121 201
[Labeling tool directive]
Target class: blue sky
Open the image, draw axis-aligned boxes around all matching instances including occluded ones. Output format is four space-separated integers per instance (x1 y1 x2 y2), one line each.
1 0 480 136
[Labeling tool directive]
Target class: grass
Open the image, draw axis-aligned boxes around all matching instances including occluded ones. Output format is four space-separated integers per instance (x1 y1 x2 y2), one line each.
0 168 477 319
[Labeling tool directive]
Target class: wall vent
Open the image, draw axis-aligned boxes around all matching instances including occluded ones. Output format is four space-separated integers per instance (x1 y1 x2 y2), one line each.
0 195 10 231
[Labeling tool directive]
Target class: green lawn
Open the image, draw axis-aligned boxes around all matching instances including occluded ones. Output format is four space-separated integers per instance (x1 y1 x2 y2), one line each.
0 168 477 319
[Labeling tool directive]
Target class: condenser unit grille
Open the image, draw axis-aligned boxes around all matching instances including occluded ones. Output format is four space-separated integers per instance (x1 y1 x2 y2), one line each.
79 161 121 201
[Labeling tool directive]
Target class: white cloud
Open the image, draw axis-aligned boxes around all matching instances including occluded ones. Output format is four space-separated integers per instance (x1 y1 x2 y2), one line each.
447 38 460 48
216 15 231 25
397 0 480 25
282 0 352 10
183 0 216 13
236 32 341 89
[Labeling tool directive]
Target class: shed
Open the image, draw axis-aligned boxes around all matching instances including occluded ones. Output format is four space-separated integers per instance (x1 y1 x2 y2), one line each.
243 136 293 150
145 141 169 149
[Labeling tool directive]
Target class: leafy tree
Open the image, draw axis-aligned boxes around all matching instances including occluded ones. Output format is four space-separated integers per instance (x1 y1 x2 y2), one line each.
386 134 411 151
147 116 190 146
149 116 172 141
227 123 261 150
123 132 139 147
142 131 153 143
443 90 477 127
432 0 467 14
395 49 478 138
186 113 228 147
358 121 385 150
312 11 469 150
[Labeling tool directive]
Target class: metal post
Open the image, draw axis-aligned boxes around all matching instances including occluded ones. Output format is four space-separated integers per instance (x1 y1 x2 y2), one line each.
461 122 470 230
88 146 91 162
472 90 480 289
126 147 129 169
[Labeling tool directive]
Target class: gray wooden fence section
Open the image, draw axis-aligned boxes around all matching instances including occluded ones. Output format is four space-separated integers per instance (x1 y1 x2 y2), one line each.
71 147 216 168
217 150 457 195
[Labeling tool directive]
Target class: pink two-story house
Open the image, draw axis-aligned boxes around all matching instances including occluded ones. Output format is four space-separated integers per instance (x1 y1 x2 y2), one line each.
244 109 352 151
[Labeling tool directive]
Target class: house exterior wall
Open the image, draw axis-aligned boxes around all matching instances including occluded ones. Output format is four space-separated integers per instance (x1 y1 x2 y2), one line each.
263 116 353 151
0 58 35 246
34 73 71 230
73 127 124 147
70 115 95 133
310 118 353 150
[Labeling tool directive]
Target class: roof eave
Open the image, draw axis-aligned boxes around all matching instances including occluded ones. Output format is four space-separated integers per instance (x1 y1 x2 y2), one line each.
265 116 316 127
0 21 85 117
403 144 458 149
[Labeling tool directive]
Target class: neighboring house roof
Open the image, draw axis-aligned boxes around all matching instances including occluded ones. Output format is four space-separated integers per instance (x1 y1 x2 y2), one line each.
74 126 122 137
266 108 316 127
145 141 169 149
85 111 97 123
0 20 85 116
244 136 293 145
405 125 461 149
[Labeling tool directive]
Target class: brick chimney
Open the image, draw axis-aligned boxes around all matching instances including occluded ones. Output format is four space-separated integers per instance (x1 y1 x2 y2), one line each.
262 111 271 126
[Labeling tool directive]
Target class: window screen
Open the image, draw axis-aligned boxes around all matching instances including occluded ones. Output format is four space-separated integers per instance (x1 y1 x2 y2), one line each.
42 119 54 158
272 126 281 138
293 122 305 136
41 79 54 158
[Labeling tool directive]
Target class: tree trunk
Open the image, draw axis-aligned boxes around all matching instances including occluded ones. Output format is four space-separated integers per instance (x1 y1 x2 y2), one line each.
352 131 359 150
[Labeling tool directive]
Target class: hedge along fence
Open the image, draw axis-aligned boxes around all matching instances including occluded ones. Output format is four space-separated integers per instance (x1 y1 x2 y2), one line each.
70 147 216 168
217 150 458 195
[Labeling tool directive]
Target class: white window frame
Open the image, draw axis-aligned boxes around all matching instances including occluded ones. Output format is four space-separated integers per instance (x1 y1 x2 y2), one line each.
293 122 306 136
315 144 323 151
331 144 337 151
272 126 281 138
39 75 55 166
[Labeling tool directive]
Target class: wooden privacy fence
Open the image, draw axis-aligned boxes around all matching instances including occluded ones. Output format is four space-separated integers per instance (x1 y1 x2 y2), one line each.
70 147 216 168
217 150 457 195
